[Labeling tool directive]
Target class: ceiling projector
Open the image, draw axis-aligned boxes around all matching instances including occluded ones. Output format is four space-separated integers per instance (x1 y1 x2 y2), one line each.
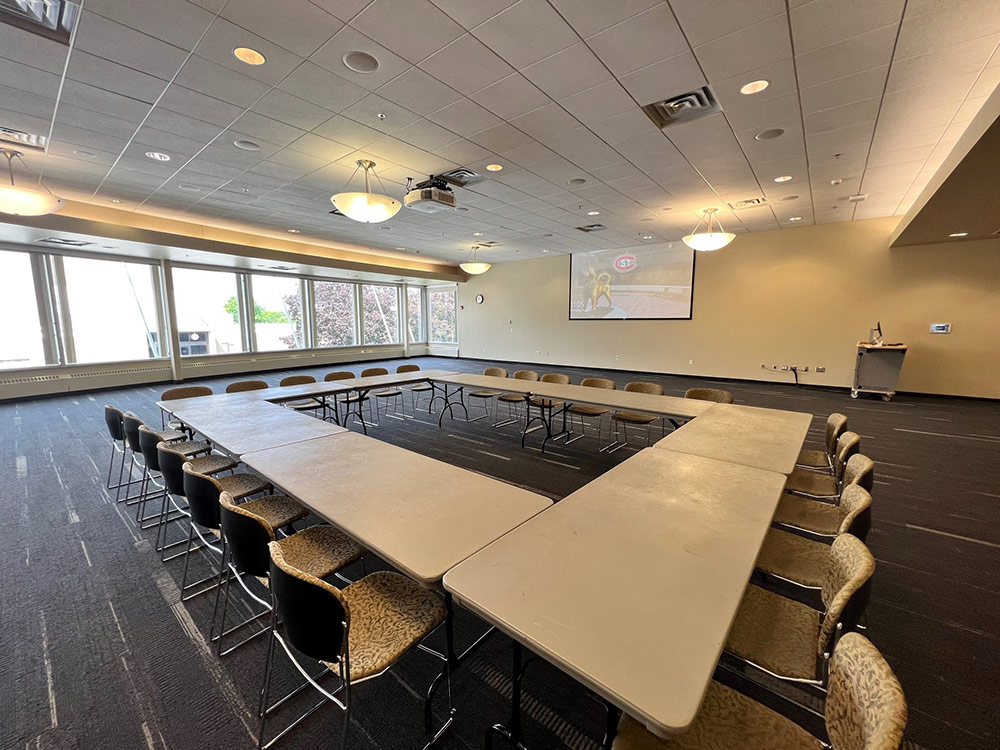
404 175 457 213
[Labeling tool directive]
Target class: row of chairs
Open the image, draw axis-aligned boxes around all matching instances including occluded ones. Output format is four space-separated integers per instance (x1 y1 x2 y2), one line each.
613 413 908 750
463 367 734 451
102 400 455 749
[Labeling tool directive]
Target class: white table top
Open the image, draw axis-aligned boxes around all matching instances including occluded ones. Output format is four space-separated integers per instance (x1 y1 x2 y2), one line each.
432 372 538 394
242 432 552 585
265 369 459 401
530 382 713 419
654 403 813 474
167 400 347 457
443 448 786 736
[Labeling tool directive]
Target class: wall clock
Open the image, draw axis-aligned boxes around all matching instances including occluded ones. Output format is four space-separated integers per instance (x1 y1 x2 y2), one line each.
475 294 485 304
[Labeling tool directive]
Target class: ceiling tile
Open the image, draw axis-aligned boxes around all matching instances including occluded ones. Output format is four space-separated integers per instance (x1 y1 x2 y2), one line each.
790 0 904 55
193 17 305 85
375 67 463 116
76 13 190 79
59 81 153 122
587 109 660 146
251 89 336 130
310 25 412 90
173 55 271 108
222 0 343 56
472 0 578 70
351 0 465 64
468 122 535 152
559 80 635 124
66 51 167 102
670 0 786 46
509 103 582 140
311 115 385 148
804 97 881 135
469 74 551 120
429 0 518 29
721 91 802 132
0 15 71 73
795 24 898 87
394 118 461 150
85 0 216 50
586 4 688 76
520 43 614 101
278 61 369 111
693 13 792 82
894 0 1000 60
229 111 306 146
799 66 889 114
617 52 706 105
543 127 623 169
426 98 503 137
339 94 421 135
548 0 661 38
157 85 247 127
419 33 515 94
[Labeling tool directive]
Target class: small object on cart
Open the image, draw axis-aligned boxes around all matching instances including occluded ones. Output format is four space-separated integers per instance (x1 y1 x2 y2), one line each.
852 323 906 401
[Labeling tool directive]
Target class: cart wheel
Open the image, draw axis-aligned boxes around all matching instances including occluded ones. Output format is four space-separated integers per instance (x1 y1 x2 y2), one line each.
882 394 892 402
850 390 859 399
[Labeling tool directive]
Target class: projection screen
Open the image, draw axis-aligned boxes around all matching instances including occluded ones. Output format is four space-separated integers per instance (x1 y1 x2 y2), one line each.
569 242 695 320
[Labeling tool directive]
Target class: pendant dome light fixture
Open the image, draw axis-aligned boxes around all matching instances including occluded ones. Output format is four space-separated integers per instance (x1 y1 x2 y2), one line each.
0 149 65 216
682 207 735 251
459 245 491 275
330 159 401 223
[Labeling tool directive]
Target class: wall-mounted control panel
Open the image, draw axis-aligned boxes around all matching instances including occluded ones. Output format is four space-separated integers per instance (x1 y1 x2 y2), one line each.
930 323 951 334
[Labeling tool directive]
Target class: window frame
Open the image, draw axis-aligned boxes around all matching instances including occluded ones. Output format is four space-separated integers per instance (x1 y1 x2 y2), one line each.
427 284 459 345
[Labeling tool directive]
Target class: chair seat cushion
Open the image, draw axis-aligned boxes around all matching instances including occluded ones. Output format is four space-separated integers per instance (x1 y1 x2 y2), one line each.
795 448 831 470
285 398 322 410
773 494 842 536
725 584 820 681
277 525 366 579
188 453 238 475
240 494 308 531
469 389 502 398
613 682 822 749
529 398 564 408
612 411 658 424
333 571 447 680
156 429 188 442
375 388 402 397
217 472 269 500
784 468 838 497
170 439 212 457
498 393 526 402
406 383 433 392
755 529 829 588
567 404 609 416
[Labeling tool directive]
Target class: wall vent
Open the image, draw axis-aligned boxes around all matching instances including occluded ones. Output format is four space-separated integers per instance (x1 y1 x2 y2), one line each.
37 237 92 247
576 224 607 233
0 0 78 43
0 126 48 151
438 167 484 187
642 86 721 129
0 363 170 387
728 197 769 210
847 194 868 202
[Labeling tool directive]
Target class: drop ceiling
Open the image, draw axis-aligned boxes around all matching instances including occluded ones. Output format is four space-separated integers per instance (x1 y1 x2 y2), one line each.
1 0 998 267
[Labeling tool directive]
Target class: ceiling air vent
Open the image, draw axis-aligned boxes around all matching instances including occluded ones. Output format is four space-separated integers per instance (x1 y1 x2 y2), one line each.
576 224 607 233
728 197 769 210
0 0 78 43
37 237 92 247
0 126 47 152
642 86 721 129
848 194 868 203
437 167 485 187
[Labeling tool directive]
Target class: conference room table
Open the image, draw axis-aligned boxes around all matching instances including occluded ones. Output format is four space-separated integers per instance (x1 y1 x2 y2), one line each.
443 447 789 744
654 402 813 474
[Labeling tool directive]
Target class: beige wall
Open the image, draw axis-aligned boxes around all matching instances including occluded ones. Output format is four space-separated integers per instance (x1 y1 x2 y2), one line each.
458 217 1000 399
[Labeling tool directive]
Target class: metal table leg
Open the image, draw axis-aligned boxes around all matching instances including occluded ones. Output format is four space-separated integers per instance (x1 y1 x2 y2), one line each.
485 640 527 749
437 385 469 426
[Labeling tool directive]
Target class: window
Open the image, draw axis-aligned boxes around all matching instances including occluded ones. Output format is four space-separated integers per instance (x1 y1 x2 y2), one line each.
314 280 357 347
361 284 400 345
251 274 304 351
172 267 245 355
428 288 457 344
61 256 162 363
406 287 424 343
0 249 47 369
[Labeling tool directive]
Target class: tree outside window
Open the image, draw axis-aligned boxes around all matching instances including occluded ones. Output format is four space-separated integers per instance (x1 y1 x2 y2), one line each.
362 284 400 344
406 287 424 343
428 288 457 343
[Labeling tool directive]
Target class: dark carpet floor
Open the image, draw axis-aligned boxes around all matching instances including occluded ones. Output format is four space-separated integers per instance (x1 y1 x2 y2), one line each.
2 356 997 750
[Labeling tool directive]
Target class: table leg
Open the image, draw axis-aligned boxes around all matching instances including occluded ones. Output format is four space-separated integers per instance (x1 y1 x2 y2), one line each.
486 640 527 749
437 385 469 426
427 381 448 414
602 700 622 750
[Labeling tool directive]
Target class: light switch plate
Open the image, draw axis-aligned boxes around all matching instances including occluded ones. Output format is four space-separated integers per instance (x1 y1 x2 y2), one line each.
930 323 951 333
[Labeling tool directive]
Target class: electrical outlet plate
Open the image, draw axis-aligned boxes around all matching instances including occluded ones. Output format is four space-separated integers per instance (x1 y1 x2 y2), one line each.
816 366 826 373
781 365 789 370
930 323 950 333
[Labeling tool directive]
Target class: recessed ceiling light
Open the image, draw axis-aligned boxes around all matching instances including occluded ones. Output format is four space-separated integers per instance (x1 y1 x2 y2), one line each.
73 149 95 158
110 199 122 204
642 235 653 240
740 79 770 95
755 128 785 141
145 151 170 161
287 228 300 233
780 195 800 201
233 47 266 66
639 217 653 222
773 175 792 183
948 232 968 237
395 247 405 250
241 187 251 193
486 164 503 172
177 184 201 192
587 210 600 216
234 139 260 151
542 233 554 237
788 216 802 222
343 50 379 73
542 249 550 253
830 178 844 185
456 207 469 212
473 232 484 236
662 207 672 211
567 178 586 186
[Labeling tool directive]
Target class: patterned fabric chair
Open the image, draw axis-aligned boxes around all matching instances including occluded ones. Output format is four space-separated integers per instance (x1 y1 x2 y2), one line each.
775 456 875 537
120 412 187 510
226 379 269 393
612 632 906 750
160 385 212 429
756 486 874 589
213 491 364 656
396 364 434 416
684 387 734 404
495 369 540 428
259 542 451 749
797 413 848 473
607 382 665 451
467 366 509 422
724 534 875 685
339 367 386 426
566 377 616 447
278 374 322 414
784 432 861 500
323 371 355 422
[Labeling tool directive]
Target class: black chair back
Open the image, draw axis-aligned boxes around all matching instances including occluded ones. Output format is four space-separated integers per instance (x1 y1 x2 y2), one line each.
157 444 187 497
220 496 272 577
123 413 144 453
104 405 125 441
269 543 347 663
138 426 163 472
182 464 222 529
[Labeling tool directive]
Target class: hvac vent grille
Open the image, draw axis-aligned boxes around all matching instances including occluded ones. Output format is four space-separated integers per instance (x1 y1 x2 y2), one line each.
728 197 769 210
0 126 47 151
37 237 92 247
642 86 721 129
438 167 484 187
0 363 170 387
576 224 607 233
0 0 78 43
